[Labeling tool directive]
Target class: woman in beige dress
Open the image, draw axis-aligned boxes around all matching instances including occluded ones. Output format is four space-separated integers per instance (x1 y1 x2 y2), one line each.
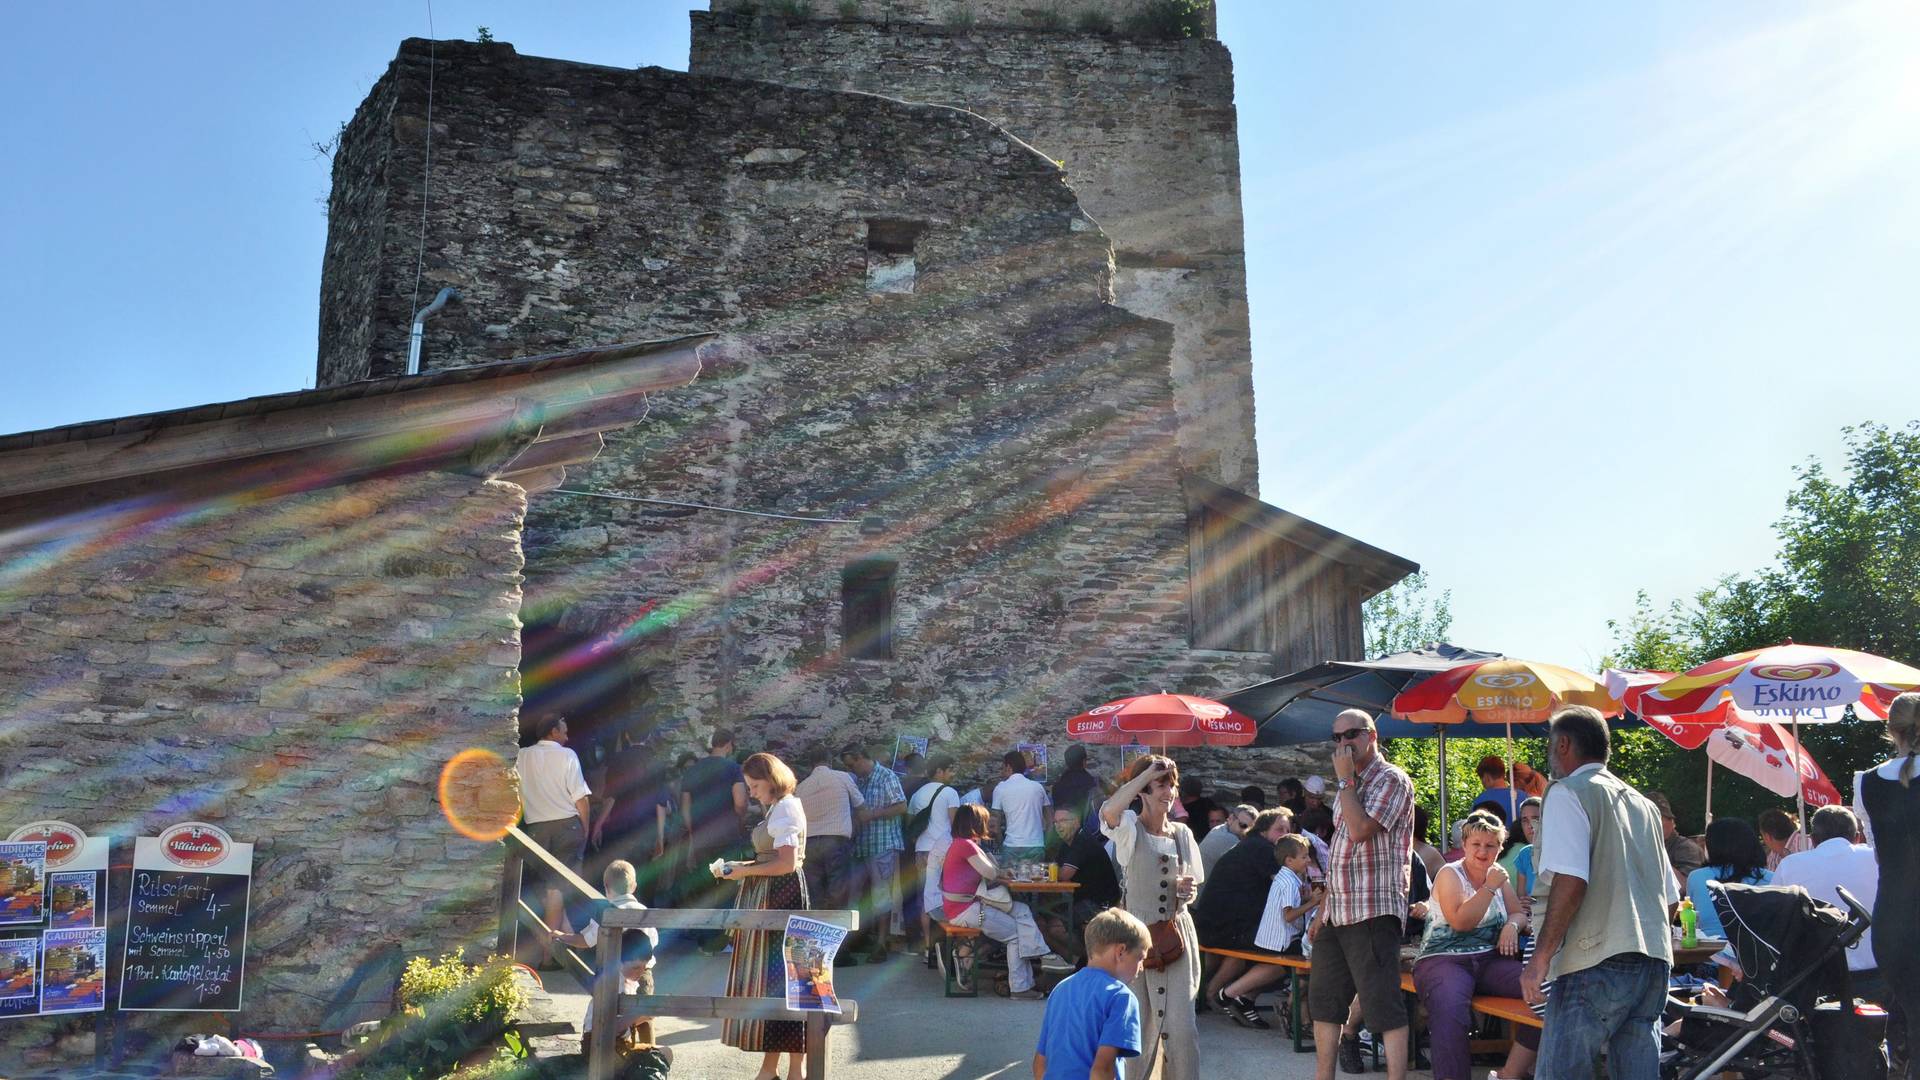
1100 755 1204 1080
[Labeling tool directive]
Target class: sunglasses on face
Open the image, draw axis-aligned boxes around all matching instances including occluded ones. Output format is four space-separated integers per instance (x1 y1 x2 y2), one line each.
1331 728 1370 742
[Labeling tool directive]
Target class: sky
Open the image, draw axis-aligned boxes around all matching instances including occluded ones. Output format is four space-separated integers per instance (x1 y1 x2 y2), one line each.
4 2 1916 670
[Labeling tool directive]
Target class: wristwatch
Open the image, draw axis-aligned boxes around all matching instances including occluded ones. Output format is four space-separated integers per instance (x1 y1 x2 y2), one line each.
1336 778 1353 791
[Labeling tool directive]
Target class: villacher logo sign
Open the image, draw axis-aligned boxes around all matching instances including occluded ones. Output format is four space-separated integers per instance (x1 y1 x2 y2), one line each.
158 823 233 869
8 820 85 869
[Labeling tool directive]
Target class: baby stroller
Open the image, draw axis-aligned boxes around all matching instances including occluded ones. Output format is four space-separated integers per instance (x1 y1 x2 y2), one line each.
1661 881 1884 1080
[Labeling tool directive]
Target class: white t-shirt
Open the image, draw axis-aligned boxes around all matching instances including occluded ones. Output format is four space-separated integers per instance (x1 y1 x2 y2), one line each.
1255 865 1313 953
1775 838 1879 971
1198 824 1241 876
1539 763 1679 905
1854 758 1913 845
909 782 961 854
515 740 592 824
765 794 807 863
992 772 1052 850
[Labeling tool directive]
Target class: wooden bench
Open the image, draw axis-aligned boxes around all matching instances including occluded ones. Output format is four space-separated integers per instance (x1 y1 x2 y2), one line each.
1200 946 1316 1053
1201 944 1542 1064
932 921 984 998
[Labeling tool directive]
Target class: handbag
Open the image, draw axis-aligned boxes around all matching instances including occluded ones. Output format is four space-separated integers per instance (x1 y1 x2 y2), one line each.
1143 918 1185 971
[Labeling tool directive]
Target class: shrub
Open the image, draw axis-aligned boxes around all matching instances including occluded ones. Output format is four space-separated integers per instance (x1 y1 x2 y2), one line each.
1121 0 1210 38
1034 6 1069 30
768 0 812 16
1074 7 1114 33
837 0 861 17
946 2 977 29
337 954 529 1078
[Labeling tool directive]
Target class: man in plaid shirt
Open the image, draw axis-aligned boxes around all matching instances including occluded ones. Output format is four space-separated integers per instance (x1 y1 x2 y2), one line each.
843 744 907 963
1308 708 1415 1080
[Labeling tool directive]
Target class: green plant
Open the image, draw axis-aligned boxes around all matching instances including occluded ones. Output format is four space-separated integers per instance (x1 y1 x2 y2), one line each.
946 2 976 29
768 0 811 17
1121 0 1210 38
475 26 494 44
1034 5 1068 30
837 0 861 16
1073 7 1114 33
338 954 529 1078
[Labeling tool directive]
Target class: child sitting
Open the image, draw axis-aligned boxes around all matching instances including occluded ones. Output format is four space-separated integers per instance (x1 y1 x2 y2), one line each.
1216 834 1324 1028
1032 908 1149 1080
549 860 660 1054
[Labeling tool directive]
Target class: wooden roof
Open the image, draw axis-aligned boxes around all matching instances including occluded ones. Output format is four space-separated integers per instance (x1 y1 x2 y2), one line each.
0 335 712 526
1186 476 1418 596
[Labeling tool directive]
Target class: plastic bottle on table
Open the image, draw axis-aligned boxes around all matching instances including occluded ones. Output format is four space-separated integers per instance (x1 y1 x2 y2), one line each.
1678 897 1698 949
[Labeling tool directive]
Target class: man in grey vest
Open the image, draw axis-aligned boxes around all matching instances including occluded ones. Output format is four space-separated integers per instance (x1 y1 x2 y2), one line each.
1522 705 1679 1079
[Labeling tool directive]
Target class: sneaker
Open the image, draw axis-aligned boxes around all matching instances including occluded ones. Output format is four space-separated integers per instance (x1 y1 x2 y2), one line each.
1337 1034 1366 1075
923 947 936 969
1215 988 1263 1029
1008 988 1047 1001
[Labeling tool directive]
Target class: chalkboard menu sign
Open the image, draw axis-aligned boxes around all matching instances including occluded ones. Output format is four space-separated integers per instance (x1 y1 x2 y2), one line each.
121 823 252 1012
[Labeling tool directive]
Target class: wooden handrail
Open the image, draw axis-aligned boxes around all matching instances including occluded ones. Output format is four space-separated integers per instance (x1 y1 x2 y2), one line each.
496 823 862 1080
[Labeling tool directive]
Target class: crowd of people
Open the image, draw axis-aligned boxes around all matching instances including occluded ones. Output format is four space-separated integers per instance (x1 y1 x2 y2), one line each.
511 692 1920 1080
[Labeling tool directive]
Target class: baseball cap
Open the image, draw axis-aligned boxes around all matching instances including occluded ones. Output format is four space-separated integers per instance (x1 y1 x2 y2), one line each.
1304 775 1327 796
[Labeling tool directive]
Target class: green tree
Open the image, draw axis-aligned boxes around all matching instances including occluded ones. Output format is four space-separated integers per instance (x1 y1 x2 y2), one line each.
1605 422 1920 830
1362 570 1454 657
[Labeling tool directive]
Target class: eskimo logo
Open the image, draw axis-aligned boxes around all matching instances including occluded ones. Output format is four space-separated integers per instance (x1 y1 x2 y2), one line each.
1474 673 1536 690
8 821 83 869
159 823 231 868
1752 663 1839 683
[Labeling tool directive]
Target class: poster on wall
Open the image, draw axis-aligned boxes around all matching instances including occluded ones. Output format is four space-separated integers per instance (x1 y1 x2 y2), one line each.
40 927 108 1015
0 938 36 1005
891 735 929 774
48 873 99 930
1016 742 1050 782
0 842 47 926
121 822 252 1012
1120 744 1153 776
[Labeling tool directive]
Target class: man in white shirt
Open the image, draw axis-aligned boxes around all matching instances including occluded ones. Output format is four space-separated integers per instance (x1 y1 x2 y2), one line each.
795 752 865 919
1774 805 1881 995
1199 803 1257 877
991 749 1052 862
516 714 592 962
910 755 962 962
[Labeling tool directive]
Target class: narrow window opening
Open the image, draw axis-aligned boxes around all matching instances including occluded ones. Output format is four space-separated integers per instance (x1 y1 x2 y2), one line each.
841 558 898 660
866 218 925 295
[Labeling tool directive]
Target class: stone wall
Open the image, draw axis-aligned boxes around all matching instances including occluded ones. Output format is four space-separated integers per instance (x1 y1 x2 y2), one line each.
312 42 1301 785
0 472 525 1066
707 0 1218 38
690 9 1258 492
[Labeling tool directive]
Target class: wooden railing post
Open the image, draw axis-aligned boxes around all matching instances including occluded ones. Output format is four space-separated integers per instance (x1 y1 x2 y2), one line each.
587 925 621 1080
496 843 523 960
806 1012 830 1080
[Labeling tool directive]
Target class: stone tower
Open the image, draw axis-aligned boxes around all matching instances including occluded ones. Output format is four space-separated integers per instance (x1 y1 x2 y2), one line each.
691 0 1261 494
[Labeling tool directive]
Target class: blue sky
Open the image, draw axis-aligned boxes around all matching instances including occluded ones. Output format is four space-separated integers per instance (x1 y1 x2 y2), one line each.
4 2 1915 669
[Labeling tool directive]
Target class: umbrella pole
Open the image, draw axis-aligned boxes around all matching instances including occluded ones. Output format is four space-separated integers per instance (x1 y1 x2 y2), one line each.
1704 757 1714 825
1791 709 1805 830
1505 721 1515 819
1437 727 1449 848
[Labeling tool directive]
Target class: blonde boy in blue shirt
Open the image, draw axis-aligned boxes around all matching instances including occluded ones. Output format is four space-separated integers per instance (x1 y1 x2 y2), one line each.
1032 908 1149 1080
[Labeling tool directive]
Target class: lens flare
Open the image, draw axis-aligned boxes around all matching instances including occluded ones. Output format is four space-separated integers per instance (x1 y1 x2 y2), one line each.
438 748 518 842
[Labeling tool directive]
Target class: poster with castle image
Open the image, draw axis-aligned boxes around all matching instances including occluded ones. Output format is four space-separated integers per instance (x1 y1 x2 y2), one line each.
0 938 35 1004
49 873 99 929
1017 742 1050 781
783 915 846 1014
0 842 46 926
40 927 108 1014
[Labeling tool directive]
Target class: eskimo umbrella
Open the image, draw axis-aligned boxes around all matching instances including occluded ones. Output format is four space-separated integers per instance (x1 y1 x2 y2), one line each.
1638 643 1920 824
1065 693 1258 748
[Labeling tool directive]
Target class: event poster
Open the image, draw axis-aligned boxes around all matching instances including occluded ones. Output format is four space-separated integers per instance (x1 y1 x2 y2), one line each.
40 927 108 1014
1121 744 1153 775
0 938 36 1004
1017 742 1049 781
48 873 99 929
891 735 929 774
783 915 846 1014
0 842 47 926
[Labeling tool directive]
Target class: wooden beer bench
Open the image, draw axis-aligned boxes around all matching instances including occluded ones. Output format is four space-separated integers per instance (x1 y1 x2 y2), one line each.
930 921 984 998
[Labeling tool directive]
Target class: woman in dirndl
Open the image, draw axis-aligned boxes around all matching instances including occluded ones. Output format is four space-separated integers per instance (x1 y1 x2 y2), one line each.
1100 754 1204 1080
713 751 809 1080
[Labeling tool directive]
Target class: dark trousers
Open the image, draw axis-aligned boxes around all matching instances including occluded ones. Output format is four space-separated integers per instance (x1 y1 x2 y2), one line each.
803 835 854 913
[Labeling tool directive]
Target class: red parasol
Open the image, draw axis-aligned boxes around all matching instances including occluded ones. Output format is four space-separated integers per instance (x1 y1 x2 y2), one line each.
1065 693 1258 748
